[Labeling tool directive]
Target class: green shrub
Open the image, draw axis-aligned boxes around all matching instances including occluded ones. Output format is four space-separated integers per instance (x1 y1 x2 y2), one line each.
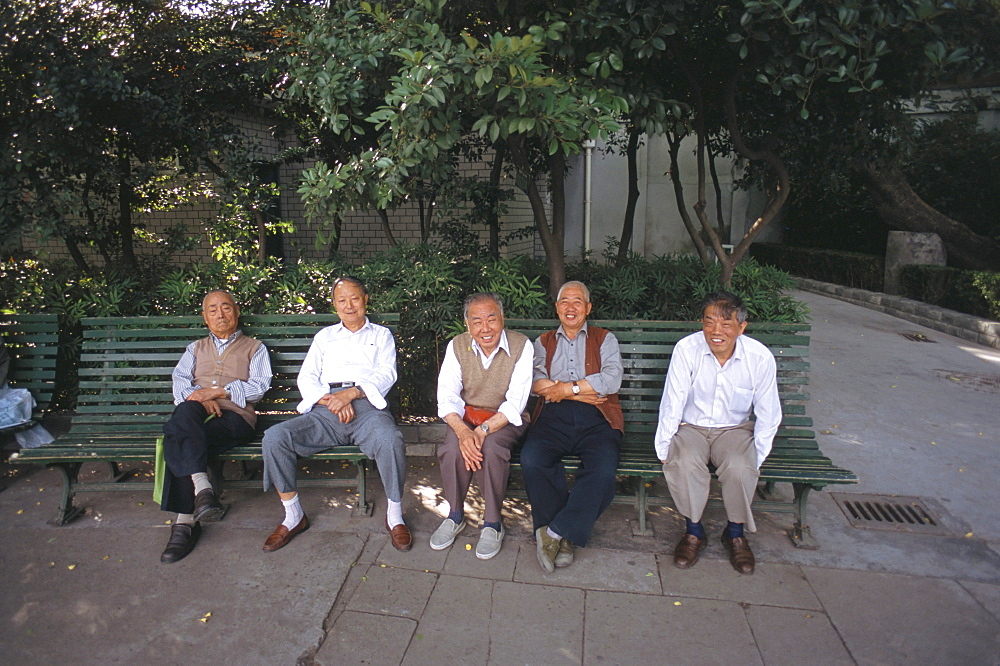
898 265 1000 320
751 243 884 291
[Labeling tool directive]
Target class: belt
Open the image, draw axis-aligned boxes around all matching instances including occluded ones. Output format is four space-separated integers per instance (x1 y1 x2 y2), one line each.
329 381 356 389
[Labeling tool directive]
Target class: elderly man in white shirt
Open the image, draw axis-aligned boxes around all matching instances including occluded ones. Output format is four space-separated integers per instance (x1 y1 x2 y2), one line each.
431 293 533 560
655 291 781 575
261 277 410 553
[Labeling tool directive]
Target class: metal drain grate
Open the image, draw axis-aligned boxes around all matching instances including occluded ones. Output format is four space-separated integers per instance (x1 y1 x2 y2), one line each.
899 332 936 343
831 493 962 536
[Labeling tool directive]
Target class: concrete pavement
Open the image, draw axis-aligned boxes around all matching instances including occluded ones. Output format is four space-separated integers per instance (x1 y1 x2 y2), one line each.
2 289 999 664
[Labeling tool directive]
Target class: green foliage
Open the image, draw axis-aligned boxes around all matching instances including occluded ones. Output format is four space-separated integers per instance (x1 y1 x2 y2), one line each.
751 243 885 292
899 265 1000 320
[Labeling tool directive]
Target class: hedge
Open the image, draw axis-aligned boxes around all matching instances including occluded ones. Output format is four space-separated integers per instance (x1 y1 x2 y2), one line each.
750 243 884 292
898 265 1000 321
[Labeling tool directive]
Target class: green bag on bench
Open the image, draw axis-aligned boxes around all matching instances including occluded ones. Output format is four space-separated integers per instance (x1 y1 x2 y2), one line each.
153 436 165 505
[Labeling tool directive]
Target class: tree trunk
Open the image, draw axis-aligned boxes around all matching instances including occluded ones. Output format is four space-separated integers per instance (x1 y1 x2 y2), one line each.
376 208 397 247
488 144 506 259
860 161 1000 270
666 132 710 266
617 127 641 265
116 152 139 275
508 136 565 298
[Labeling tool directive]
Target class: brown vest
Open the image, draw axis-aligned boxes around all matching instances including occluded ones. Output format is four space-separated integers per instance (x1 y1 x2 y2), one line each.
537 326 624 432
454 330 530 411
193 333 262 427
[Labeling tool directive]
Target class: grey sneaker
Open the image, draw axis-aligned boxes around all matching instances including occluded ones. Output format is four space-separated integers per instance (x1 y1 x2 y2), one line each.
429 517 466 550
476 525 504 560
535 526 561 574
554 538 575 568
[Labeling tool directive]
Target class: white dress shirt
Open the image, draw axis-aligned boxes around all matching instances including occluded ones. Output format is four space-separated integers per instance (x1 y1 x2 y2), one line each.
296 318 397 413
654 332 781 467
172 331 272 407
437 331 534 426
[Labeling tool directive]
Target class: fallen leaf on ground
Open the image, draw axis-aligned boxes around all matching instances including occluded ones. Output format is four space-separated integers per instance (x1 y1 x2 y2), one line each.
67 564 76 570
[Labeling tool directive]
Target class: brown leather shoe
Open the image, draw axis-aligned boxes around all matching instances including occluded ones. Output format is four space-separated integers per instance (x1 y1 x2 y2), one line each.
672 533 707 569
386 521 412 551
721 534 756 574
263 515 310 552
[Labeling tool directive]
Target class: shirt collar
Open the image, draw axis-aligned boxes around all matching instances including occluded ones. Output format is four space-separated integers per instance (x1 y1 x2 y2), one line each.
334 317 372 335
555 321 589 341
470 330 511 358
209 330 241 345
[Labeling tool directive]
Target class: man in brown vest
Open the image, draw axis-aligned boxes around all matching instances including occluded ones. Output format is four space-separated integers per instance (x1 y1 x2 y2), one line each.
432 293 534 559
521 281 624 573
159 290 272 563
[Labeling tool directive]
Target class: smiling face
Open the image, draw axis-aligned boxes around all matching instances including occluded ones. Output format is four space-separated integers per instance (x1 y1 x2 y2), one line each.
466 296 504 357
202 291 239 340
555 284 592 338
701 303 747 363
333 280 369 332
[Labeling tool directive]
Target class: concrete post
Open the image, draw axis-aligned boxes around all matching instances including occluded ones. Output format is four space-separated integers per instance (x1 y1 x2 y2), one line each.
883 231 946 295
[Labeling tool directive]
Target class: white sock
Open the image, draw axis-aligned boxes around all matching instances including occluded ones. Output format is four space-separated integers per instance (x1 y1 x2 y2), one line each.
386 499 404 529
176 513 195 526
547 526 562 540
191 472 212 495
281 495 304 530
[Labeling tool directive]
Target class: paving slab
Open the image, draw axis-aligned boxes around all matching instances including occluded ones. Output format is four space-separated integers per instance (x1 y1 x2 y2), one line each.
1 525 363 664
314 610 416 665
442 533 519 580
959 579 1000 623
658 556 823 610
401 574 493 665
744 606 853 666
488 580 585 665
344 564 437 619
513 542 662 593
584 590 760 664
804 566 1000 664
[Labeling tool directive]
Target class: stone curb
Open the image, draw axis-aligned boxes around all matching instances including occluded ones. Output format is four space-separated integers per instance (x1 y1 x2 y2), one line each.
796 278 1000 350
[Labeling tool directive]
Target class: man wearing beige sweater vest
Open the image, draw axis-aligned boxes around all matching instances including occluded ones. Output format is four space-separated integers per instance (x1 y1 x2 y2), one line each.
432 293 534 559
159 290 272 564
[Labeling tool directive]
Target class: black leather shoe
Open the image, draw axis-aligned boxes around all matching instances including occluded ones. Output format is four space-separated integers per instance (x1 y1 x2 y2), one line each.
193 488 226 523
160 523 201 563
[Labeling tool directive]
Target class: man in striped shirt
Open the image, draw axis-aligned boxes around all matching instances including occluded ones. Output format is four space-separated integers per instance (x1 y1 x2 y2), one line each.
159 290 272 564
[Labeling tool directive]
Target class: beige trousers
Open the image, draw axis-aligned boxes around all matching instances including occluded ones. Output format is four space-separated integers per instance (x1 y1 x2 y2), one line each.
661 422 760 532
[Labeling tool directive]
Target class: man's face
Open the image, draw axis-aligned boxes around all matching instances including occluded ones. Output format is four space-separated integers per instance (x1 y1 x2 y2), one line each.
333 281 369 331
555 284 592 333
202 291 239 339
466 297 504 357
701 304 747 362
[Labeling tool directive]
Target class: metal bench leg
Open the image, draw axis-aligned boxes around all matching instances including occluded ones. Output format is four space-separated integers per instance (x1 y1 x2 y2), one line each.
106 461 129 483
48 463 86 526
789 483 819 550
353 460 374 517
632 478 654 537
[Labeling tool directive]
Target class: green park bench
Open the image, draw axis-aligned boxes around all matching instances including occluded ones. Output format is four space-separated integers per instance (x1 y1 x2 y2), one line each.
10 313 397 525
0 314 60 435
504 318 859 549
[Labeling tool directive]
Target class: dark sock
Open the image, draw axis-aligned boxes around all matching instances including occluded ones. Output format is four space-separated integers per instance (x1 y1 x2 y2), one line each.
447 509 464 524
685 517 706 539
481 520 502 531
725 521 745 539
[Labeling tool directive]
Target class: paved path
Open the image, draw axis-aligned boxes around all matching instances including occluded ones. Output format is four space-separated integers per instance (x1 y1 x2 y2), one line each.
2 290 998 664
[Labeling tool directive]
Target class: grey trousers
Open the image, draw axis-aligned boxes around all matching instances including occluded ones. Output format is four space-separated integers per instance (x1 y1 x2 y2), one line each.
261 397 406 502
437 422 524 524
661 422 760 532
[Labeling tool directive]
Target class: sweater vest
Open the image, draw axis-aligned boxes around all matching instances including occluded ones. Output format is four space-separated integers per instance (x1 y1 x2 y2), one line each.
192 333 262 427
453 330 530 411
537 326 624 432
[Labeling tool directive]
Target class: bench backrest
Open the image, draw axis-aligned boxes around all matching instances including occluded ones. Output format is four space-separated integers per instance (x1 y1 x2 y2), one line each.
0 314 60 411
73 314 399 437
504 319 812 442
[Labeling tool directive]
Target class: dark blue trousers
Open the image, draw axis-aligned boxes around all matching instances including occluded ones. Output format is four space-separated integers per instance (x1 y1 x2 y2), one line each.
520 401 621 546
160 401 254 514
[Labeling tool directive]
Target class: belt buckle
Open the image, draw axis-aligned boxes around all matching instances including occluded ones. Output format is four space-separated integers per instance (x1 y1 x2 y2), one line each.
330 381 355 390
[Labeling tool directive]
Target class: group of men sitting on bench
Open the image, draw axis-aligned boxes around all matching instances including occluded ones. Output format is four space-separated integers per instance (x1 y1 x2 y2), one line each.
159 277 779 578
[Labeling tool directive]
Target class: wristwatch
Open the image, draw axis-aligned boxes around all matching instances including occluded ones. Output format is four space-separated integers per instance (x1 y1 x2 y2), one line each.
479 423 490 434
571 381 581 395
